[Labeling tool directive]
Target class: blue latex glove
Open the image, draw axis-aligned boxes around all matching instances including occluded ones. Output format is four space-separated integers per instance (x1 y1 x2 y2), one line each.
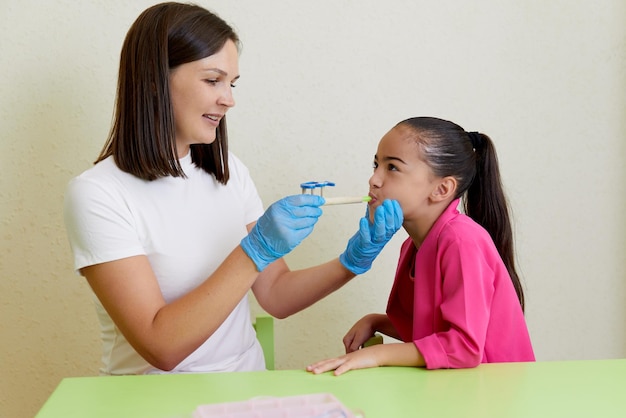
241 194 325 271
339 199 403 275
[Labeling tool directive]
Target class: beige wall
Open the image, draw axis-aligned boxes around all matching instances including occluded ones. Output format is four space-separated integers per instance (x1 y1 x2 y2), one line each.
1 1 625 416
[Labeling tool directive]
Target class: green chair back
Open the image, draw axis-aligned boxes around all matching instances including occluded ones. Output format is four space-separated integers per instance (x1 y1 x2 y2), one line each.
252 315 274 370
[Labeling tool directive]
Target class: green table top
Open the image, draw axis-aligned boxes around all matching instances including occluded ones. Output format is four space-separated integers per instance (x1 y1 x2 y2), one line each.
36 359 626 418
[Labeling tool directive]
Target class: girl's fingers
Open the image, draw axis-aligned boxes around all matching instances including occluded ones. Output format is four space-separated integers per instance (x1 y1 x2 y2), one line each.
306 357 346 374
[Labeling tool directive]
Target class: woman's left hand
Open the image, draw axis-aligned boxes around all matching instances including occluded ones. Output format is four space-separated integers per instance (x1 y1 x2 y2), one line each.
339 199 403 274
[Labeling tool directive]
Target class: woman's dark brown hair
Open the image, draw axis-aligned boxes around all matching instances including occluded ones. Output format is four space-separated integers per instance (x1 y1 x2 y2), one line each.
399 117 525 312
96 2 239 183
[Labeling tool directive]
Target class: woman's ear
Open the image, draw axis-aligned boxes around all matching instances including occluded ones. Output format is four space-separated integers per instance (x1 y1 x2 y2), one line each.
431 176 457 202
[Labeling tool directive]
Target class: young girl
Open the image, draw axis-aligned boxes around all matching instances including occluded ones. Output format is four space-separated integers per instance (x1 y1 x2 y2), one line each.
307 117 535 375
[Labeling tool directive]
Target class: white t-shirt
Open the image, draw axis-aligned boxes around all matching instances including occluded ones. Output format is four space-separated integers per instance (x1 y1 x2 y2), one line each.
64 151 266 375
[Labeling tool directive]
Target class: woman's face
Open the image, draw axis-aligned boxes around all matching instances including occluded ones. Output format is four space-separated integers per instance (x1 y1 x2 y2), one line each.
169 39 239 157
368 125 441 223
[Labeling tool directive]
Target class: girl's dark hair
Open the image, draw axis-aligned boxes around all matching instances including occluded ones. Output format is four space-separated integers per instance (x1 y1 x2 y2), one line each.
96 2 240 183
399 117 525 312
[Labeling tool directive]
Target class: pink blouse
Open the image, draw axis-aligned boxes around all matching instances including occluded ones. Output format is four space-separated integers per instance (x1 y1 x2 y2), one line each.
386 199 535 369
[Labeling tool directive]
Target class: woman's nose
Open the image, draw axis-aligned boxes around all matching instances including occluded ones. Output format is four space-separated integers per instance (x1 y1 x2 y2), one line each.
219 86 235 108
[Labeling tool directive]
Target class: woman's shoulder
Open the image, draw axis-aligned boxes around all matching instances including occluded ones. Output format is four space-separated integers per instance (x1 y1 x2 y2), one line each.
227 151 250 174
225 151 257 186
72 156 125 181
66 156 142 202
74 156 148 184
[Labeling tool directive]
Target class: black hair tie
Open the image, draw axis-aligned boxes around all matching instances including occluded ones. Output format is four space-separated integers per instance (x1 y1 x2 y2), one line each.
467 131 483 151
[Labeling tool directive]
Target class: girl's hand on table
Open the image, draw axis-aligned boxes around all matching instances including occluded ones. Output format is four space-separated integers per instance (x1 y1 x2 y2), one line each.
306 346 381 376
307 342 425 375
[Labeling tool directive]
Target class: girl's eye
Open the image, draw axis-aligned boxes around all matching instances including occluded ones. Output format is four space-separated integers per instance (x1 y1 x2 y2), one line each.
372 161 378 169
230 83 237 88
205 79 218 85
388 164 398 171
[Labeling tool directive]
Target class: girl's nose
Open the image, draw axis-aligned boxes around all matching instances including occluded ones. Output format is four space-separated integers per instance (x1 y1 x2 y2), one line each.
369 170 382 188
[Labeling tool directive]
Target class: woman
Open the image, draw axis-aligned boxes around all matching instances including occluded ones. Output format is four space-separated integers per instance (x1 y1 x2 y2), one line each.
64 2 402 375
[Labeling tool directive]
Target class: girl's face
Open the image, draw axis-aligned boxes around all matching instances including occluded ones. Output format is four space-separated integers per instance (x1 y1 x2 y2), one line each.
169 39 239 158
368 125 442 224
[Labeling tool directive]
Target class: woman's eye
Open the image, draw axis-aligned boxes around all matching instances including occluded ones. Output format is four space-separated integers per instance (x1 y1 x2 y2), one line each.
372 161 378 169
388 164 398 171
205 79 218 85
230 83 237 88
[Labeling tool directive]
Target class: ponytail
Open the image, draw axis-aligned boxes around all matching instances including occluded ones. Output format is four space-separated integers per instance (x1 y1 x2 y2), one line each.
464 133 525 312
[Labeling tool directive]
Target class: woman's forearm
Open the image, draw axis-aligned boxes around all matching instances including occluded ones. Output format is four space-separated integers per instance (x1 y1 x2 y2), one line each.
253 258 355 318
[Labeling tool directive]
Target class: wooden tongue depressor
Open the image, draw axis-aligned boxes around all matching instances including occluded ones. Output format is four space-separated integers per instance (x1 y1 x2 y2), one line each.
323 196 371 205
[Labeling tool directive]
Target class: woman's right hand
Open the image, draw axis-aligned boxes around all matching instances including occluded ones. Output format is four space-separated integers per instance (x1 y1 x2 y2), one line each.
241 194 324 271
